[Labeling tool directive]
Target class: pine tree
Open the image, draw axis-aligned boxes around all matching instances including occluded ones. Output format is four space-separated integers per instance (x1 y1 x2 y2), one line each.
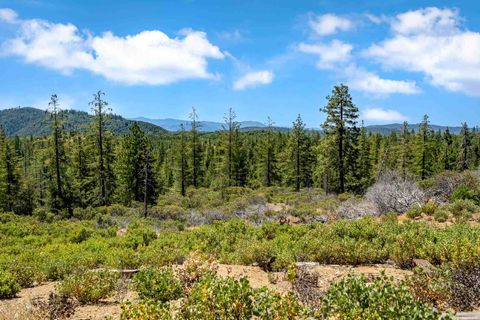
89 91 111 205
398 121 413 179
355 123 372 192
0 129 20 213
459 122 469 171
178 124 188 196
417 115 433 180
115 122 146 205
321 84 359 193
142 136 156 217
261 117 278 186
47 94 70 213
189 107 202 188
442 128 454 170
223 108 239 187
283 115 313 192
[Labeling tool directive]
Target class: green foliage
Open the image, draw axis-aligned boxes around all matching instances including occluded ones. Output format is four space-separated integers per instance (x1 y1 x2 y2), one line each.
422 200 438 215
406 205 423 219
133 267 183 302
0 270 20 298
121 300 172 320
447 199 479 220
57 270 118 304
433 208 450 222
451 184 478 203
317 273 449 319
178 274 306 319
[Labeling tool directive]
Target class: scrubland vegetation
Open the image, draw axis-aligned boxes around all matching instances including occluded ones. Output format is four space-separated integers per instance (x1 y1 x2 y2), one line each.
1 85 480 318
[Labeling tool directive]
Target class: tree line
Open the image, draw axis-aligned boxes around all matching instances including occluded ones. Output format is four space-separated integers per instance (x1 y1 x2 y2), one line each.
0 85 478 216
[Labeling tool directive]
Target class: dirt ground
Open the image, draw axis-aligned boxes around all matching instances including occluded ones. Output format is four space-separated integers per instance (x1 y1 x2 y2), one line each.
0 263 413 320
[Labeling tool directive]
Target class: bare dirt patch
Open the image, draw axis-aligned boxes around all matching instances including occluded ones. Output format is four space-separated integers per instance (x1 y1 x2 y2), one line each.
0 263 411 320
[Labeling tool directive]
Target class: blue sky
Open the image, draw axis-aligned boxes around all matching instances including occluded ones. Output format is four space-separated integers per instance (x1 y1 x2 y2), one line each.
0 0 479 127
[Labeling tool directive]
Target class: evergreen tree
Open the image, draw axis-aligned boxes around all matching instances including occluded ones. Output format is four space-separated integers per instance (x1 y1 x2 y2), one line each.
459 122 470 171
283 115 313 191
177 124 188 196
189 107 202 188
0 128 20 213
416 115 433 180
47 94 70 213
442 128 454 170
89 91 111 205
321 84 359 193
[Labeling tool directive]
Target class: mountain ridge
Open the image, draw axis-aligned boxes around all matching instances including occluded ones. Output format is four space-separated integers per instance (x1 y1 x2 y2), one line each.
0 107 167 136
0 107 467 136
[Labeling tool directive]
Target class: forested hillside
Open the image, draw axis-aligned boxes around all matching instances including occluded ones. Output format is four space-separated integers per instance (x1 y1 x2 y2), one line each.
0 85 478 216
0 106 166 136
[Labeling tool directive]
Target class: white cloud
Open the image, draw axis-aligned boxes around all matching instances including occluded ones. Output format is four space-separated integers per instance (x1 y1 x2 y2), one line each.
364 7 480 96
362 107 408 123
346 65 420 95
0 9 224 85
298 40 352 69
0 8 18 23
298 39 419 96
309 14 353 36
233 70 273 90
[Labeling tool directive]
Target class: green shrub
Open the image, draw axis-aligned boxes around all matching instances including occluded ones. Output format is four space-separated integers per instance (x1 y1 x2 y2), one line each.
406 205 422 219
133 267 182 302
422 200 438 215
447 199 479 220
451 185 478 203
57 270 118 304
121 300 172 320
433 208 449 222
317 273 450 319
0 270 20 298
179 274 306 319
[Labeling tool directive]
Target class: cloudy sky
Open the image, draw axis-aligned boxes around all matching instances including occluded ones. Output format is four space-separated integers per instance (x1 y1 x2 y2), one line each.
0 0 479 127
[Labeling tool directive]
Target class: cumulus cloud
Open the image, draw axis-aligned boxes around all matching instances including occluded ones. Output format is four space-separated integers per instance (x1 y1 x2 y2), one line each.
363 7 480 96
298 39 419 96
309 14 353 36
346 65 420 95
0 8 18 23
298 40 352 69
0 9 224 85
233 70 273 90
362 107 408 123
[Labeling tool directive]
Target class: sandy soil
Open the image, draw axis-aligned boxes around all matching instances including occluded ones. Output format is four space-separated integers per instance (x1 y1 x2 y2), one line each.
0 263 421 320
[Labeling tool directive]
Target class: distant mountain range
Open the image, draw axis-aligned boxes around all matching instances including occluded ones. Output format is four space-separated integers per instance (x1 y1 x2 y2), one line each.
135 117 465 134
132 117 267 132
0 107 467 136
0 107 166 136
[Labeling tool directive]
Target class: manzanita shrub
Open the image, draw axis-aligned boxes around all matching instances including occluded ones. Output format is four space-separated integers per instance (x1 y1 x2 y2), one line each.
57 270 118 304
133 267 183 302
0 270 20 299
317 273 451 320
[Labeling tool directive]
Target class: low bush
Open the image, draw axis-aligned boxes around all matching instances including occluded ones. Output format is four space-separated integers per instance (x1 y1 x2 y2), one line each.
317 273 449 319
422 200 438 215
178 274 306 319
57 270 118 304
121 300 172 320
447 199 479 220
433 208 449 222
450 185 479 203
0 270 20 298
406 204 422 219
133 267 182 302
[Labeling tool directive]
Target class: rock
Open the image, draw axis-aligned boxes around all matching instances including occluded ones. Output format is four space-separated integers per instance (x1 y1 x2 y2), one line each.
295 262 320 268
116 228 127 237
413 259 436 275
